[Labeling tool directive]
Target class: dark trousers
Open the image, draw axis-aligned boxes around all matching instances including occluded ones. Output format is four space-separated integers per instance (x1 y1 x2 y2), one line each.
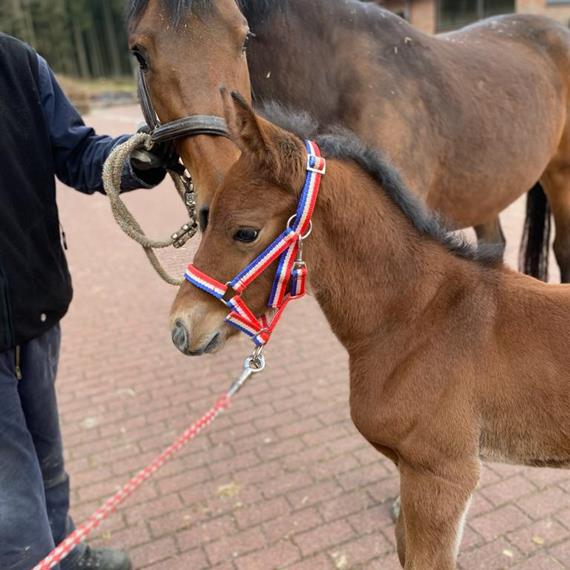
0 325 84 570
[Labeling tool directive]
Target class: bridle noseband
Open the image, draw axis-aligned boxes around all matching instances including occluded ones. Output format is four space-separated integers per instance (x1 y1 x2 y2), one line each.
185 141 326 349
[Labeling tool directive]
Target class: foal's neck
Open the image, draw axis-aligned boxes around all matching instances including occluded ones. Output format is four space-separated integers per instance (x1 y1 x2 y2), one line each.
305 161 492 354
246 0 428 124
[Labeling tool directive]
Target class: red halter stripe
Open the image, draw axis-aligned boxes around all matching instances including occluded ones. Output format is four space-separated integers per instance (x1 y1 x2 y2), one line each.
184 140 325 347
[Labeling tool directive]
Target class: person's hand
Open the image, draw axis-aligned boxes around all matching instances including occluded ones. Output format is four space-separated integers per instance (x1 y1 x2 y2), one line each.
130 125 178 173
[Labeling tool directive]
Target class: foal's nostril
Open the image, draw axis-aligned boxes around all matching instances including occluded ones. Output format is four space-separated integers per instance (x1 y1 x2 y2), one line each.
204 332 221 354
172 320 189 352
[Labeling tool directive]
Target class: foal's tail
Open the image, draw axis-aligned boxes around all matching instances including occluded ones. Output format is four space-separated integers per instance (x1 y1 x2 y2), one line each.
519 183 551 281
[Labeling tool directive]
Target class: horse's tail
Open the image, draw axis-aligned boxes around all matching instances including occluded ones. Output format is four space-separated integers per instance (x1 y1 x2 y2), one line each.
519 182 551 281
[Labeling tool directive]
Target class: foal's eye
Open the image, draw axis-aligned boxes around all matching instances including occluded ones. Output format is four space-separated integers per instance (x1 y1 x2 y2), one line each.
242 31 256 53
233 228 259 243
132 48 148 71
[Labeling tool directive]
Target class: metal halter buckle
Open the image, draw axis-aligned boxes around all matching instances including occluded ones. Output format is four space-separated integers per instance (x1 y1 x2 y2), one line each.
286 216 313 241
306 153 326 175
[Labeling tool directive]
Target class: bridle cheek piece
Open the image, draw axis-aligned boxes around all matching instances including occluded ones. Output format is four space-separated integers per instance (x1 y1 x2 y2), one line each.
185 141 326 348
137 71 231 248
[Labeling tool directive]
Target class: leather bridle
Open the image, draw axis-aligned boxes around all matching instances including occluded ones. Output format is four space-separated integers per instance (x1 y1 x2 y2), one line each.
138 71 230 145
136 70 231 247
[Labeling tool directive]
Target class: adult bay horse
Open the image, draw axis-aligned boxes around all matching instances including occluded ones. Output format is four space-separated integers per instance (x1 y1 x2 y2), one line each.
127 0 570 281
170 90 570 569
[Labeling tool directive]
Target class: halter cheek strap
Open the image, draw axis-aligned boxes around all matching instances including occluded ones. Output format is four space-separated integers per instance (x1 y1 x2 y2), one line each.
185 140 326 347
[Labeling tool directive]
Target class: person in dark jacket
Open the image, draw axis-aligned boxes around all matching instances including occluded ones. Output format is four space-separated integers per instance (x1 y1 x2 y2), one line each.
0 34 166 570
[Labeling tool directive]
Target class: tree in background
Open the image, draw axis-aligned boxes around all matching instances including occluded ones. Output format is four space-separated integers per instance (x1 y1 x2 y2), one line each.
1 0 133 79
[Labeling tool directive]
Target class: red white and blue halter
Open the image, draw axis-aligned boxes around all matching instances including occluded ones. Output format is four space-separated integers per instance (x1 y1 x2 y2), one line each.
184 140 326 347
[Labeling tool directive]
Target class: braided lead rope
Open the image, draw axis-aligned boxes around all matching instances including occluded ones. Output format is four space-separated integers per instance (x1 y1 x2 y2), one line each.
102 133 188 286
33 394 231 570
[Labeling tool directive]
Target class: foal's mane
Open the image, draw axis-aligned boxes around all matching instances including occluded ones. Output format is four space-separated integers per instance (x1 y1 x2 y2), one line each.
127 0 283 29
262 104 500 266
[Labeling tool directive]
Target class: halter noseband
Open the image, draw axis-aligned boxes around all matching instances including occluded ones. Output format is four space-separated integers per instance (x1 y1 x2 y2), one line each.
185 141 326 348
138 71 231 144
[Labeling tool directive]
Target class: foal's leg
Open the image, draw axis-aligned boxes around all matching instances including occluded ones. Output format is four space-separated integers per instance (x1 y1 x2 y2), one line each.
542 164 570 282
474 217 506 259
398 460 479 570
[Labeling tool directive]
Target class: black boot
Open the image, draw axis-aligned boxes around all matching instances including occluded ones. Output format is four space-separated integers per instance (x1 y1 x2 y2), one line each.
73 546 132 570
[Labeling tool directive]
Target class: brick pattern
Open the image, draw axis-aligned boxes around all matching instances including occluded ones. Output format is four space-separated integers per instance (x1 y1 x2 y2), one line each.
54 105 570 569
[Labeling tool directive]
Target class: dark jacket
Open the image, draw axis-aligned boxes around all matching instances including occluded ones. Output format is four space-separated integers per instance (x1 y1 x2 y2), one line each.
0 34 156 352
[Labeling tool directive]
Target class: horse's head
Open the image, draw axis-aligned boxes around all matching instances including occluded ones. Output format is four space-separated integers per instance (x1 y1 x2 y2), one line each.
127 0 253 219
169 90 308 355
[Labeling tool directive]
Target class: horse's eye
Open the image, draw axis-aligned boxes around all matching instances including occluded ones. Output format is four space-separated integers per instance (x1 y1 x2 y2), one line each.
132 49 148 71
233 228 259 243
242 31 256 53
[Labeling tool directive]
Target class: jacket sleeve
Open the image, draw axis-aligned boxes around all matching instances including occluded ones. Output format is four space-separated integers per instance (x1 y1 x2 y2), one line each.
37 55 164 194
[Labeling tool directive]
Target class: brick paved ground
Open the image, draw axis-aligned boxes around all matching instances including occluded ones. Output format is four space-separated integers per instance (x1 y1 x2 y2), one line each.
54 105 569 569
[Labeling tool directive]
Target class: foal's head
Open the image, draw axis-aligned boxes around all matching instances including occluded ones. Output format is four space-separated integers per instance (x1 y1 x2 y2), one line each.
127 0 252 218
170 90 309 355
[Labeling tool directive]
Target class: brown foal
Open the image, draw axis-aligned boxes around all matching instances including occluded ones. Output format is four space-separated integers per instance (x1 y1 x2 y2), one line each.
170 93 570 569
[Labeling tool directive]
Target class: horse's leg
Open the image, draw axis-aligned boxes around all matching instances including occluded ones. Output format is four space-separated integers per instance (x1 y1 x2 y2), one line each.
398 459 479 570
474 217 506 259
542 164 570 282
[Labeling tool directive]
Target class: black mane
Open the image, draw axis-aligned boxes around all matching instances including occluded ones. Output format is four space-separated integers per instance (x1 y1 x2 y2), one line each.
261 103 501 266
127 0 282 29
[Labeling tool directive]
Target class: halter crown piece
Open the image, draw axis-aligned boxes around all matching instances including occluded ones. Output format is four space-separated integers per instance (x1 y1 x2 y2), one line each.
185 141 326 347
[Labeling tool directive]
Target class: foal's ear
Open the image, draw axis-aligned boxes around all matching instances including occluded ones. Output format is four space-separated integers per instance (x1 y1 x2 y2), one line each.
221 88 270 155
221 89 304 183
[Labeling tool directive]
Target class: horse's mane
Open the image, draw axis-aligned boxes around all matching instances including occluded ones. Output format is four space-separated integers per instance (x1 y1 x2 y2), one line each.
261 103 501 266
127 0 283 29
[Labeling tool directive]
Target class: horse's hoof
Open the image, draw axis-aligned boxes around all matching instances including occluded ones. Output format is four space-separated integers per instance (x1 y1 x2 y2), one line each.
390 495 401 522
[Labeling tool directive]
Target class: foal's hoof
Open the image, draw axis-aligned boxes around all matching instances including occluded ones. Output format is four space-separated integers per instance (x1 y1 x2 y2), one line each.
390 495 401 522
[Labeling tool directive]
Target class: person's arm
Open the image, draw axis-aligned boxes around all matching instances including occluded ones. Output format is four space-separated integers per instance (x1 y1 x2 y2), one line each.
37 55 165 194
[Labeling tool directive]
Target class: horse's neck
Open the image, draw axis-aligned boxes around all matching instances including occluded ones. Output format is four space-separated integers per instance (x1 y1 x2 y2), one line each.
305 162 484 353
247 0 429 124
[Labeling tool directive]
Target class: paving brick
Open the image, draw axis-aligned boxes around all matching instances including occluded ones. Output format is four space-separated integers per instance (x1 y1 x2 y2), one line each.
470 504 532 541
175 515 237 549
517 487 569 520
234 540 301 570
481 475 536 507
511 552 564 570
294 520 355 557
204 527 266 565
506 518 568 556
144 549 209 570
328 533 392 567
458 538 521 569
263 508 323 542
130 536 178 567
549 539 570 566
234 497 289 528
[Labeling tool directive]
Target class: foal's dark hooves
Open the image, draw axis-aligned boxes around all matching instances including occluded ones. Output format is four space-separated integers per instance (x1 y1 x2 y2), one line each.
390 495 401 522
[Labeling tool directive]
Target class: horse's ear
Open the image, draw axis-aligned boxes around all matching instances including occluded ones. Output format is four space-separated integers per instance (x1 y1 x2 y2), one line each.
221 88 305 186
221 88 270 156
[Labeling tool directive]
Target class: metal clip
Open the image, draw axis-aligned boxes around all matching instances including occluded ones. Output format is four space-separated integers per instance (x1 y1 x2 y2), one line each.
227 352 266 398
306 153 326 175
171 222 198 248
